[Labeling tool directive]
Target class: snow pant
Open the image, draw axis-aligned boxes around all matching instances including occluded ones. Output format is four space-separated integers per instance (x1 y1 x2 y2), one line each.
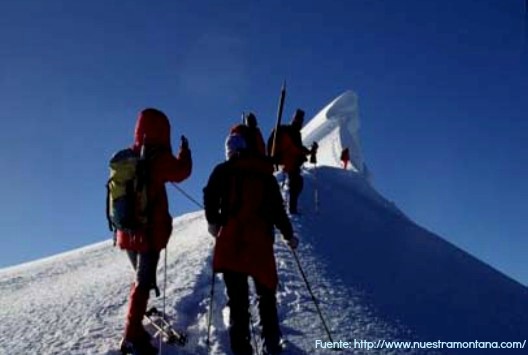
123 250 160 343
223 271 282 355
287 168 303 214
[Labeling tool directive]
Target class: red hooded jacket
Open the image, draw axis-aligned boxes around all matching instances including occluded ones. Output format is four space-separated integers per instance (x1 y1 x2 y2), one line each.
116 109 192 252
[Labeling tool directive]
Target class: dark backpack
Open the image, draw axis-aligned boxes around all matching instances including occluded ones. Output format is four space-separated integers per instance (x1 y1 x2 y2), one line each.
106 146 148 235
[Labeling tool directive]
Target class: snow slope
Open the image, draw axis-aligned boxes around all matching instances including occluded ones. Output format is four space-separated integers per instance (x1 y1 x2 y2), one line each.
0 208 414 355
297 167 528 343
2 168 527 354
1 92 527 354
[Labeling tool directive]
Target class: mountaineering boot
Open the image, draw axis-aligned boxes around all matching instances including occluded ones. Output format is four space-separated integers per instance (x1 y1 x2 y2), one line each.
121 284 158 354
262 337 285 355
119 337 158 355
229 309 253 355
224 272 253 355
256 282 283 355
231 335 253 355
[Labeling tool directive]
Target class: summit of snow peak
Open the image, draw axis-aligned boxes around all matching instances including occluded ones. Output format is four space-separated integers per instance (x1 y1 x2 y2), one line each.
302 90 371 181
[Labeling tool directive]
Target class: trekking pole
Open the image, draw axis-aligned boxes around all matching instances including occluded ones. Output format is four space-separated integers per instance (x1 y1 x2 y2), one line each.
159 248 168 353
288 247 334 344
170 183 204 209
206 271 216 354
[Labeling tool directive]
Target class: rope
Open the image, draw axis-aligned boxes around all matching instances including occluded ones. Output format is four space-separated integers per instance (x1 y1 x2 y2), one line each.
159 248 168 353
170 183 204 209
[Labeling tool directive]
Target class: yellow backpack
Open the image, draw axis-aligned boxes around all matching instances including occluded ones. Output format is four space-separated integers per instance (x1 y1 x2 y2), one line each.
106 147 148 235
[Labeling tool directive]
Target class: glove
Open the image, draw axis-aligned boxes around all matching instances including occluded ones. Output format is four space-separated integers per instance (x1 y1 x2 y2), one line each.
311 142 319 152
180 135 189 150
208 223 220 237
285 235 299 250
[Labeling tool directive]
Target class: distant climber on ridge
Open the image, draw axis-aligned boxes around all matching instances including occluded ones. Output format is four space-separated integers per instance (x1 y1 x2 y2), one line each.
268 109 315 214
340 147 350 170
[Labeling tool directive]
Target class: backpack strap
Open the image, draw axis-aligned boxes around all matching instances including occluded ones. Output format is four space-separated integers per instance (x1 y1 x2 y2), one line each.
105 179 114 232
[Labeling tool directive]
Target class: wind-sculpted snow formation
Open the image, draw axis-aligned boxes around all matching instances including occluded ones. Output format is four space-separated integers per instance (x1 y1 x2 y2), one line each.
302 91 371 182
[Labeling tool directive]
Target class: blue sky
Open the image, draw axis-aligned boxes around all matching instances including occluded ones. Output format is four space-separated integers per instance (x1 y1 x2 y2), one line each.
1 0 526 284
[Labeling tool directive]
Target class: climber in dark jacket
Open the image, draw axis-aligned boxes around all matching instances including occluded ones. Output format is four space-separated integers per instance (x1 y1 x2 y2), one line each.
204 133 298 354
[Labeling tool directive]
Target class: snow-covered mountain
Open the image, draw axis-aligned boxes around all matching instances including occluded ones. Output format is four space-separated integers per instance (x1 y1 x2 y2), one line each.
301 91 371 182
1 92 527 355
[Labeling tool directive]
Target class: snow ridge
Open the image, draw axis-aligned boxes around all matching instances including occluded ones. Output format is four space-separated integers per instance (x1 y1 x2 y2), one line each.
3 167 527 354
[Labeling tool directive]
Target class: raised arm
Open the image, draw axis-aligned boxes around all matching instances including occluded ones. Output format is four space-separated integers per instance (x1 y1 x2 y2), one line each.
157 137 192 183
